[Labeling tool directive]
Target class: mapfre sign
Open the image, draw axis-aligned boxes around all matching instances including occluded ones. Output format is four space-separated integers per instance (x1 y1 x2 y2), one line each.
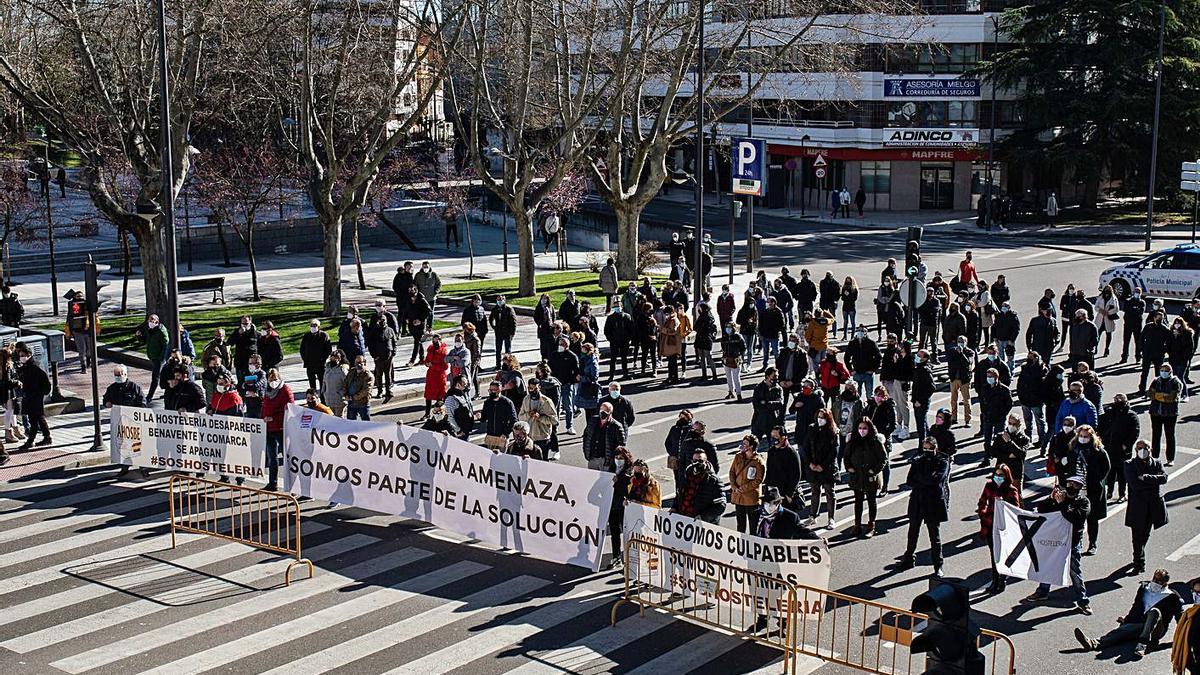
883 128 979 147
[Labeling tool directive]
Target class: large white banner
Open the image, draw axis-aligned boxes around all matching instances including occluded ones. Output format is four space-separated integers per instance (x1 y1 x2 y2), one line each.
623 504 831 618
109 405 267 481
282 404 615 571
992 500 1072 587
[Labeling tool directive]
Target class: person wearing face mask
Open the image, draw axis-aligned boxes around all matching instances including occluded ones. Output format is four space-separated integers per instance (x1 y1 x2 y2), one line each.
503 420 541 460
338 314 367 365
604 382 635 428
604 302 635 381
365 312 398 402
946 335 974 426
910 350 935 444
751 367 785 440
1139 310 1171 394
11 346 46 449
344 356 374 421
719 322 747 400
895 437 950 577
805 410 839 528
730 435 766 533
673 450 726 525
487 294 518 370
1069 308 1100 370
421 402 454 434
1124 440 1167 574
1119 288 1146 363
200 355 231 404
817 349 850 407
460 293 489 346
413 261 441 331
1022 475 1092 614
259 368 293 491
225 314 259 382
1026 306 1060 367
1055 381 1097 434
763 425 805 514
658 304 684 383
533 294 557 361
606 447 637 569
1093 284 1121 358
402 288 431 366
941 302 968 355
638 301 661 376
928 408 958 461
445 332 472 396
627 457 662 504
598 257 619 313
845 328 880 402
442 375 474 440
208 373 245 417
238 355 267 420
774 332 807 410
771 278 796 333
391 262 415 336
299 320 332 392
916 289 944 363
480 382 517 450
1168 319 1195 401
420 333 450 421
558 290 580 330
519 380 558 458
691 302 718 380
303 388 332 415
803 309 834 374
1075 568 1184 658
1098 393 1139 502
134 313 170 400
977 367 1013 467
990 413 1028 490
1148 364 1183 465
1016 352 1049 452
863 386 897 495
582 401 626 472
665 409 694 487
839 276 859 340
993 302 1021 372
1070 424 1110 555
103 364 146 410
844 418 886 538
321 350 349 417
1048 415 1084 484
977 463 1021 594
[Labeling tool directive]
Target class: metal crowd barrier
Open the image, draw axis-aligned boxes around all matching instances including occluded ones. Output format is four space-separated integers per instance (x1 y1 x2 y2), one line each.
167 475 313 586
611 535 1016 675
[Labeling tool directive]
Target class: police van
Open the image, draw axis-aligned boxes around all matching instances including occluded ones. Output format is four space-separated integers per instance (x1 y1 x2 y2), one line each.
1099 244 1200 301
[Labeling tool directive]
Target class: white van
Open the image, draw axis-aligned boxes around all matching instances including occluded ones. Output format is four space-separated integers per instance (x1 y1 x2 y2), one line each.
1099 244 1200 300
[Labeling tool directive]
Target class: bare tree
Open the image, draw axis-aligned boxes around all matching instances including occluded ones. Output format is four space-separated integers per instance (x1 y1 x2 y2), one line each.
587 0 922 278
192 143 285 301
282 0 464 316
445 0 622 296
0 164 39 283
0 0 222 315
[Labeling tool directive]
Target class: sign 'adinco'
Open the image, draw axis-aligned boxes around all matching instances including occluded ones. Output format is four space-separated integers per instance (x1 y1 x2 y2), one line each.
883 128 979 147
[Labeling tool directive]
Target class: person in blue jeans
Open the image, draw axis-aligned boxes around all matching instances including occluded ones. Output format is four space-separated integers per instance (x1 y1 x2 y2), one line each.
345 355 374 420
1022 476 1091 614
758 297 785 371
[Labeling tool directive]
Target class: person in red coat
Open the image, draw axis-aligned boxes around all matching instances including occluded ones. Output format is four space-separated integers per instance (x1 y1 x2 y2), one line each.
423 333 450 420
260 368 293 491
977 462 1021 594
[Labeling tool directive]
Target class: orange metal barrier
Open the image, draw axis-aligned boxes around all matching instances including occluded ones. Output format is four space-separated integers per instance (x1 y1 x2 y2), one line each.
167 475 313 585
612 535 1016 675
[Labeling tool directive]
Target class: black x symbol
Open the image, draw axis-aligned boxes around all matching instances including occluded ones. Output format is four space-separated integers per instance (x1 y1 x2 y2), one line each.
1005 514 1047 571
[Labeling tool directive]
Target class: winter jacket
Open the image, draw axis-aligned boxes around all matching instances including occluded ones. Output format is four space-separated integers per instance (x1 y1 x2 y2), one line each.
758 306 785 339
720 332 746 366
906 451 951 523
763 442 802 498
202 338 231 370
1148 374 1183 418
1169 329 1195 365
973 357 1010 391
574 355 601 410
582 417 625 469
548 348 580 386
817 359 850 392
674 465 726 520
818 277 841 311
803 313 834 352
978 382 1013 421
845 432 887 493
845 337 882 374
804 426 839 485
1141 321 1171 361
488 304 518 339
599 264 619 294
993 310 1021 342
977 465 1021 538
929 421 957 457
945 344 974 383
658 313 683 357
1124 457 1169 530
1025 315 1060 355
1082 445 1110 520
1055 395 1098 431
1036 492 1090 547
911 363 935 406
103 380 146 408
261 384 293 433
518 393 558 442
942 311 968 345
1097 403 1140 459
414 268 441 300
481 394 518 437
344 366 374 406
751 381 785 438
321 363 349 406
1016 362 1048 407
423 342 450 401
339 327 367 362
775 348 808 389
1093 294 1120 333
604 311 635 349
693 311 718 351
1068 319 1099 356
729 452 766 506
300 331 333 371
863 397 897 438
366 321 397 359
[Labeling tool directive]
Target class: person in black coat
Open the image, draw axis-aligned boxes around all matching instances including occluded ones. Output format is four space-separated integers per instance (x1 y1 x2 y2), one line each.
15 346 51 447
679 420 720 473
818 272 840 314
673 452 725 524
910 350 936 443
928 408 958 460
896 437 950 576
1016 352 1049 451
1023 476 1091 612
460 295 489 343
488 295 518 369
404 288 432 365
790 378 824 451
1098 394 1140 502
795 270 818 316
764 427 805 515
978 367 1013 464
392 263 415 335
581 402 626 472
756 486 819 540
1139 311 1171 392
989 412 1029 490
604 305 635 381
805 411 839 527
1078 429 1110 555
693 303 719 380
1074 568 1183 656
665 410 693 487
1120 289 1147 363
102 364 147 409
845 332 882 397
299 320 333 392
1025 306 1060 366
1125 441 1168 574
751 368 785 439
775 339 808 410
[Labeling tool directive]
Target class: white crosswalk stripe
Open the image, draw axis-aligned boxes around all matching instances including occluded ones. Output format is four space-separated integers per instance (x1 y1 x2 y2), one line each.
0 534 373 654
506 607 678 675
0 482 133 519
144 561 517 675
0 492 164 544
257 574 551 675
50 544 431 674
0 512 166 571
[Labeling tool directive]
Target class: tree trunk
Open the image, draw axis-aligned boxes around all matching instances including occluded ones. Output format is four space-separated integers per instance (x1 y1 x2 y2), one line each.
216 218 231 266
321 213 343 316
246 223 260 302
513 208 537 297
120 230 131 314
1082 175 1101 211
614 203 640 280
131 222 170 318
463 213 475 279
352 215 366 290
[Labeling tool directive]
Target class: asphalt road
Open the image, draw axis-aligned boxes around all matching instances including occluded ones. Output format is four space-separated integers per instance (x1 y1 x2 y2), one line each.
1 228 1196 675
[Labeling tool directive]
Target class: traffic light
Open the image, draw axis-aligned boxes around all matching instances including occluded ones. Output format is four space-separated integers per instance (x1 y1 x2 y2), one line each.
905 226 923 278
910 579 984 675
84 258 111 314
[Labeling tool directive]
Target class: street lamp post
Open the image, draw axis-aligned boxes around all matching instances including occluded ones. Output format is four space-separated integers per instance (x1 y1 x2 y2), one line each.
693 5 706 303
799 134 810 216
155 0 180 351
1145 0 1167 251
183 143 199 272
40 132 60 316
985 16 1000 232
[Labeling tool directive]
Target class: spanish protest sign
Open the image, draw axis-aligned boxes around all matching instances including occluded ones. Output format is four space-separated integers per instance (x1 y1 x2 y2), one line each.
282 404 616 570
109 405 267 480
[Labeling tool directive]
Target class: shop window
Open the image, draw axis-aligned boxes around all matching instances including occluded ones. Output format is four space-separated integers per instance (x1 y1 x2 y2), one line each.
861 162 891 194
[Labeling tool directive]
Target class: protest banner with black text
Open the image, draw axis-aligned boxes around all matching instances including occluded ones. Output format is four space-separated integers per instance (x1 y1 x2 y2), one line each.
109 405 267 480
282 404 615 570
623 504 831 619
992 500 1072 587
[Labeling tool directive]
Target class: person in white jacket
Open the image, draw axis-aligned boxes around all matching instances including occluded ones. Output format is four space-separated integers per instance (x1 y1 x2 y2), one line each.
1094 284 1121 358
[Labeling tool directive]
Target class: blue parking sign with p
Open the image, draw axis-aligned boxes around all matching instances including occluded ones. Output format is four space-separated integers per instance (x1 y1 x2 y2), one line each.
732 137 766 197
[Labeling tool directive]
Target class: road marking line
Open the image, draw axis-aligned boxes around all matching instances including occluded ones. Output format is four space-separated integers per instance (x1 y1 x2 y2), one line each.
1021 250 1057 260
0 492 165 544
504 604 676 675
1167 531 1200 562
381 588 616 675
1 534 372 654
51 545 435 674
0 513 167 571
0 483 132 517
247 574 550 675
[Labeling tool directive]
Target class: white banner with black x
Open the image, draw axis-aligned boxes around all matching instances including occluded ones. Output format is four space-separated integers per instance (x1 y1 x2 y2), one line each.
992 501 1073 587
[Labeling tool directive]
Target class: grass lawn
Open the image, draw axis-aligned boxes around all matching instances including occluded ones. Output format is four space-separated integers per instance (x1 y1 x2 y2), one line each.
442 271 667 309
1053 206 1191 228
41 299 456 355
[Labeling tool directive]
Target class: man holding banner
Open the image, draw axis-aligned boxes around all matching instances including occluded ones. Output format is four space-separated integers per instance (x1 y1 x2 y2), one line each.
1001 476 1091 614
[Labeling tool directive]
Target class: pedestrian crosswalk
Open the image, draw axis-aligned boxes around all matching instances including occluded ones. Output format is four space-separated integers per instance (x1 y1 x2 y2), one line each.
0 470 801 674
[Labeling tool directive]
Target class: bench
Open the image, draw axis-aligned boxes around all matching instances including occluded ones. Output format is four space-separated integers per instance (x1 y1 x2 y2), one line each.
178 276 226 304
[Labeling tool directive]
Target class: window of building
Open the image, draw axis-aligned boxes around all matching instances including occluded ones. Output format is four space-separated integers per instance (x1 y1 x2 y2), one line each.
861 162 891 193
921 0 980 12
887 101 979 127
886 43 980 74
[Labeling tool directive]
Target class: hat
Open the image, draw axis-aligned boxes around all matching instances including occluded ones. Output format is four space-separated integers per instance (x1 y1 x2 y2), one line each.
1065 475 1085 487
760 486 784 505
